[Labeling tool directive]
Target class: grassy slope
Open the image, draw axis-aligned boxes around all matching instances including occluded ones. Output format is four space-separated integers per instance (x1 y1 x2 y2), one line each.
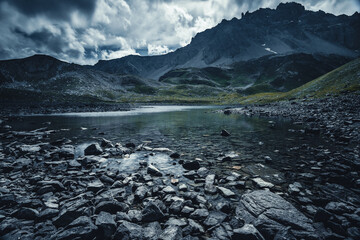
236 58 360 104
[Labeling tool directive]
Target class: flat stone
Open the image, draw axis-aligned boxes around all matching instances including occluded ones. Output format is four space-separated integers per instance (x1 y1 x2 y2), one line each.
190 209 209 220
217 186 236 198
241 190 316 239
11 207 39 220
233 224 265 240
95 201 129 214
54 216 97 240
203 211 227 228
252 178 274 188
162 186 176 194
87 179 105 192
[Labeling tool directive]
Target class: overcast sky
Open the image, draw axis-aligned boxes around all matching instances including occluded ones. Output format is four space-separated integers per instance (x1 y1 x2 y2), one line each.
0 0 359 65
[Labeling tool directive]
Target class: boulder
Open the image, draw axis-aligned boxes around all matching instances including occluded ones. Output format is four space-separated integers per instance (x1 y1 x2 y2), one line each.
240 190 316 239
95 211 117 239
142 202 165 222
147 164 162 176
84 143 103 155
182 160 200 170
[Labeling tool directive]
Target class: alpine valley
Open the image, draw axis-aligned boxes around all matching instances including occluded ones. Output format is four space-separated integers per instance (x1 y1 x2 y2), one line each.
0 2 359 106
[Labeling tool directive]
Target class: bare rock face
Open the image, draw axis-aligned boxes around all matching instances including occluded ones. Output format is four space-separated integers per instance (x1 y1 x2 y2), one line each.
239 190 317 239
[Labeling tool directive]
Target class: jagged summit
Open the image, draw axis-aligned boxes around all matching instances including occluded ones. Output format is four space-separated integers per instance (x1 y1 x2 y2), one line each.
93 2 360 80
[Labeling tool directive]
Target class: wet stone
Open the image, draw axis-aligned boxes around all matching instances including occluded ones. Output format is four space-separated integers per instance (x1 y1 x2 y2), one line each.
87 179 105 192
190 209 209 220
95 211 117 239
233 224 265 240
95 200 129 214
142 201 165 222
159 225 183 240
217 186 236 198
183 160 200 170
84 143 103 155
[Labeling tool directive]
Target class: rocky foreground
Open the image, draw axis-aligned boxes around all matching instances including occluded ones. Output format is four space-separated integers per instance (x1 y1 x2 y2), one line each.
0 94 359 240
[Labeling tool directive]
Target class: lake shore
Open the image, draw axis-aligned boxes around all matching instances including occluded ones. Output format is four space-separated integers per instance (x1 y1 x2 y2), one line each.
0 96 359 239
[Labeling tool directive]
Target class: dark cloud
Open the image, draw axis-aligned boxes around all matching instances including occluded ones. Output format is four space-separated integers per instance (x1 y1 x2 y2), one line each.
13 28 65 53
0 0 97 20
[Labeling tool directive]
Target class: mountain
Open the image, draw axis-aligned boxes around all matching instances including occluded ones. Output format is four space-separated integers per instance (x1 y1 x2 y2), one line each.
1 2 359 105
238 57 360 104
0 54 161 101
93 2 360 80
159 53 351 94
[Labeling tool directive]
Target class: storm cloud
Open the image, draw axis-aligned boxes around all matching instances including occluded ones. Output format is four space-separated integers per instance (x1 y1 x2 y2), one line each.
0 0 359 64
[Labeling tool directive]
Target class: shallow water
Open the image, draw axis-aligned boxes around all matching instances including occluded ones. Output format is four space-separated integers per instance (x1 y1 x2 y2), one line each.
6 105 322 181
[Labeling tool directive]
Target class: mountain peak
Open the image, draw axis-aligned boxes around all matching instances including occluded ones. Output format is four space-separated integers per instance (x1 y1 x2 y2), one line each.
276 2 305 12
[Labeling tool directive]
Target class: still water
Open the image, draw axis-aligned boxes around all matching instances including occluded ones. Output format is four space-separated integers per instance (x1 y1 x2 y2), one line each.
7 106 320 181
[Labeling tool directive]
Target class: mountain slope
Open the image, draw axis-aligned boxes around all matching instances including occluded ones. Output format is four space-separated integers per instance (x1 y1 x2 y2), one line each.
158 53 352 93
238 57 360 104
0 55 162 101
93 2 360 80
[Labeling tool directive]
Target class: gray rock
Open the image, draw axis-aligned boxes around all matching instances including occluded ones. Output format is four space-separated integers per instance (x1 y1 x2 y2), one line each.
183 219 205 235
252 178 274 188
54 216 97 240
325 201 355 214
144 221 162 240
178 183 188 191
190 209 209 220
147 164 162 176
203 211 227 228
162 186 176 194
128 210 142 222
101 138 114 148
11 207 39 220
205 174 217 194
159 225 183 240
165 217 188 227
95 201 129 214
95 211 117 239
134 186 148 202
183 160 200 170
114 221 144 240
169 200 184 214
241 190 316 239
53 207 85 227
87 179 105 192
142 201 165 222
57 145 75 159
221 129 230 136
233 224 265 240
38 208 59 220
84 143 103 155
217 186 236 198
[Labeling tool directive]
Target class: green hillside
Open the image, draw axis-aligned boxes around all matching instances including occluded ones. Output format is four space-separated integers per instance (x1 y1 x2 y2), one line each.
237 57 360 104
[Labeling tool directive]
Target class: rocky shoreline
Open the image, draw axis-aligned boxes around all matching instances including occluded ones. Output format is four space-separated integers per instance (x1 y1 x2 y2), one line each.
0 102 134 116
0 94 359 239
